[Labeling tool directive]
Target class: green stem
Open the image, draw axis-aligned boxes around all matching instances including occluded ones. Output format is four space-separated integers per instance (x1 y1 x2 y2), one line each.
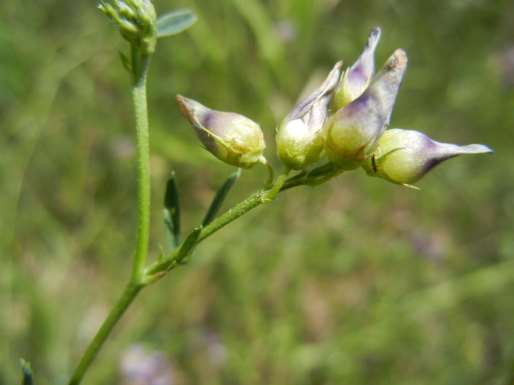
131 52 152 283
144 190 265 278
67 283 143 385
69 159 335 383
198 173 288 242
281 163 343 191
262 173 288 201
146 174 290 278
262 158 275 188
198 190 264 242
67 51 152 385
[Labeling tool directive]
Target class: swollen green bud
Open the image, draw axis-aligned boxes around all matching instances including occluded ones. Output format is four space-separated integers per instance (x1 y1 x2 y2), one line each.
363 128 493 187
333 27 381 110
325 49 408 169
176 95 266 168
99 0 157 54
276 62 343 170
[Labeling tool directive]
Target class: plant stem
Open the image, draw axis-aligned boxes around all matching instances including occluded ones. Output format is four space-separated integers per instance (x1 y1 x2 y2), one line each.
69 157 333 383
198 173 287 242
281 163 343 191
144 190 264 277
131 52 152 283
67 283 143 385
67 51 152 385
146 174 290 278
200 191 263 240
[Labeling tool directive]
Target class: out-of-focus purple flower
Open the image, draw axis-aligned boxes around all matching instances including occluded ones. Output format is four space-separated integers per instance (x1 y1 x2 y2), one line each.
120 345 174 385
201 330 227 367
273 20 297 44
496 46 514 88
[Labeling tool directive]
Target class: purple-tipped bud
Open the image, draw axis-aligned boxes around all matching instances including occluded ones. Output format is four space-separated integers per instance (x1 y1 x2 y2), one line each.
325 49 408 169
363 128 493 186
176 95 266 168
332 27 381 110
276 62 343 170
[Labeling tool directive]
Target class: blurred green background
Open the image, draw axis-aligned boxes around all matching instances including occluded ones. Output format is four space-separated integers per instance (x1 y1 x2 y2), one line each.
1 0 514 384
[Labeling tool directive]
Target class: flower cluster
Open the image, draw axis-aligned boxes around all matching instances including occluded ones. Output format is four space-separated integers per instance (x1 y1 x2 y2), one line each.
177 28 492 187
98 0 157 54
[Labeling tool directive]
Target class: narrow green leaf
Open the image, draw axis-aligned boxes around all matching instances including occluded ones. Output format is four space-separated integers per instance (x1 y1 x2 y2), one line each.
20 359 34 385
174 226 202 266
164 172 181 247
156 9 197 38
202 169 241 226
119 51 131 72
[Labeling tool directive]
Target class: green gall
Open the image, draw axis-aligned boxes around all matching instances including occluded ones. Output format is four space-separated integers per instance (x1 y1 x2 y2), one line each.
325 49 408 168
176 95 266 169
276 61 343 170
363 128 493 187
332 27 381 110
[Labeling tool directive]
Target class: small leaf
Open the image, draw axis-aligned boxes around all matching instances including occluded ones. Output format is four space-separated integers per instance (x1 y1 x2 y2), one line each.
156 9 197 38
202 169 241 226
164 172 181 247
20 359 34 385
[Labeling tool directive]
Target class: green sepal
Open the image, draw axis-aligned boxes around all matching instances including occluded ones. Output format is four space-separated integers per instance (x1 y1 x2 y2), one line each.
163 172 181 247
202 169 241 226
20 359 34 385
156 9 197 38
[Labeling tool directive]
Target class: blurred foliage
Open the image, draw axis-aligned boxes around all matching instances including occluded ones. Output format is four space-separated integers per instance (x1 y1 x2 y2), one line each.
1 0 514 384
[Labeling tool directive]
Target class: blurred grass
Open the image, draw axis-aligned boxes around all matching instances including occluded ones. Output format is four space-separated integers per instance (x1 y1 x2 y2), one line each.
1 0 514 384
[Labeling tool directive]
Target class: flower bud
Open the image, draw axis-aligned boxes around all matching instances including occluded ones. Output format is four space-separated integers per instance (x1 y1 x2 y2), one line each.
363 128 493 186
176 95 266 168
276 62 343 170
99 0 157 54
332 27 382 110
325 49 408 169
